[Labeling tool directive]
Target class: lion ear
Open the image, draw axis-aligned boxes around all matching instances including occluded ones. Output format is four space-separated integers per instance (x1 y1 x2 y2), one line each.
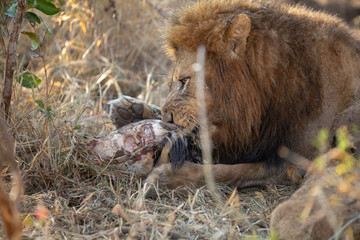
225 14 251 57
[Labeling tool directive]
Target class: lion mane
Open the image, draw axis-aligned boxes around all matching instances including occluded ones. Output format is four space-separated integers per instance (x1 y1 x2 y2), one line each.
161 0 360 165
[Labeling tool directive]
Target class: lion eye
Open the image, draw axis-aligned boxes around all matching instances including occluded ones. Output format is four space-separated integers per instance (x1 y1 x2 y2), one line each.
179 76 190 90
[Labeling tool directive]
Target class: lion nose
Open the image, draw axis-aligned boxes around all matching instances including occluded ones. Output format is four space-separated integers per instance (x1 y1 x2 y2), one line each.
162 112 174 123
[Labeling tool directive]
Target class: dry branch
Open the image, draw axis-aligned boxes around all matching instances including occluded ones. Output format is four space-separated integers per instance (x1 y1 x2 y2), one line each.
145 0 168 18
2 0 28 118
0 32 6 59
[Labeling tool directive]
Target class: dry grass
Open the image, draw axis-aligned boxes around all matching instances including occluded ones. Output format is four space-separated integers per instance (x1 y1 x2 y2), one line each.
20 177 296 239
0 0 359 239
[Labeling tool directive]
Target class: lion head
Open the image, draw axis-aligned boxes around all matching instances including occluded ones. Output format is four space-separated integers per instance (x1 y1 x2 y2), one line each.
161 0 355 162
161 1 263 152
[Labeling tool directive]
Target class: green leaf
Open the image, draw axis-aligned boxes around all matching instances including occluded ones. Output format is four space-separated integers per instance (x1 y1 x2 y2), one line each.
31 40 39 50
26 13 53 35
58 0 64 6
36 109 44 115
21 31 40 50
46 106 52 112
27 1 35 9
312 128 329 150
4 2 18 18
74 125 81 130
35 99 45 109
28 0 61 15
17 71 42 88
25 12 42 24
45 111 52 119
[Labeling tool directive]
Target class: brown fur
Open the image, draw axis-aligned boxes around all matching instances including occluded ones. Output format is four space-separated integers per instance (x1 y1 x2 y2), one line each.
289 0 360 27
147 0 360 187
140 1 360 237
162 0 360 160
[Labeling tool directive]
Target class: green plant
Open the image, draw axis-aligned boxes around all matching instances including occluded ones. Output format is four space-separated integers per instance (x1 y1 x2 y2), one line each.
1 0 63 118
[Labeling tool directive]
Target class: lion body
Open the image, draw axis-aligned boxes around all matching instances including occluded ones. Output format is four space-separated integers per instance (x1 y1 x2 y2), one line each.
161 0 360 165
270 149 360 240
142 1 360 237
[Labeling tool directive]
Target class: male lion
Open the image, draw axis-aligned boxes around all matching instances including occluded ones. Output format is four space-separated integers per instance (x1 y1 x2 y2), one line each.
113 0 360 188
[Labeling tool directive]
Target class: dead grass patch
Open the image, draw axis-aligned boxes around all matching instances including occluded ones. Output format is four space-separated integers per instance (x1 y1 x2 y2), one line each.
2 0 358 238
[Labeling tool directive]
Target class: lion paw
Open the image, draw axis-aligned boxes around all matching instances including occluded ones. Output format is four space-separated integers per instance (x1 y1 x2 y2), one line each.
144 163 172 186
145 162 204 189
108 96 161 128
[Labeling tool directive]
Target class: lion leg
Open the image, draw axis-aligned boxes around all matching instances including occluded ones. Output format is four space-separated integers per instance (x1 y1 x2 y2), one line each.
331 101 360 151
270 149 360 240
108 96 161 128
146 161 302 189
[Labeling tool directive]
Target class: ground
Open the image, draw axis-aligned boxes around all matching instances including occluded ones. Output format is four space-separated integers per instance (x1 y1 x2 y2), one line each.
0 0 359 239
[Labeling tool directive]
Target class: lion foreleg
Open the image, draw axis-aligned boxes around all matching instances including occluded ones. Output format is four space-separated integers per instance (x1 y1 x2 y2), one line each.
146 161 302 189
211 162 302 188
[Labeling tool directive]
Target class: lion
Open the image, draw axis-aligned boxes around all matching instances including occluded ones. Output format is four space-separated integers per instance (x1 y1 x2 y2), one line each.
271 145 360 240
289 0 360 27
112 0 360 189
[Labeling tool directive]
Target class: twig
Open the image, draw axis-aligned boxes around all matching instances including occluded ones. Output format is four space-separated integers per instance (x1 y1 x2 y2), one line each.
194 45 222 204
2 0 28 119
329 214 360 240
193 46 249 230
144 0 167 18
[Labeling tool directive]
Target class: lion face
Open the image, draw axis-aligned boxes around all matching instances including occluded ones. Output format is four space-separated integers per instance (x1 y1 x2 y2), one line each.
161 49 228 144
161 50 222 132
162 6 257 149
161 50 201 130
